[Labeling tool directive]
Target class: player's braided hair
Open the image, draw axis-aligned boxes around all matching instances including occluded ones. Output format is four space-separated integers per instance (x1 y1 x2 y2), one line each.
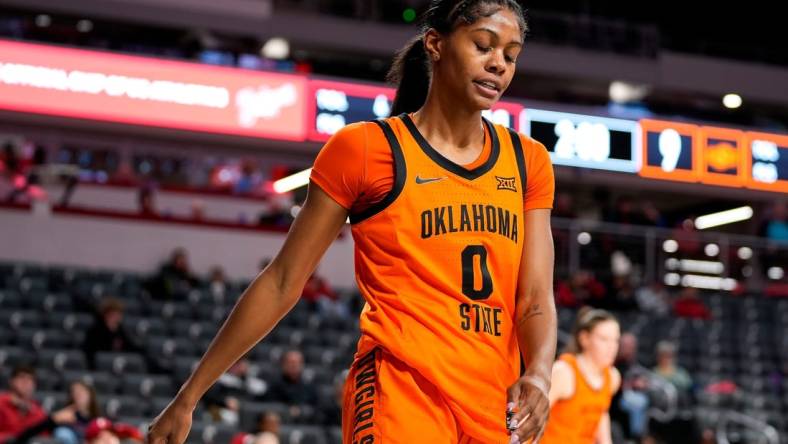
387 0 527 116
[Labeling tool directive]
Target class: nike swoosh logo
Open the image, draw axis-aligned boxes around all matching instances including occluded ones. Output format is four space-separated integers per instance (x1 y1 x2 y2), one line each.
415 175 446 184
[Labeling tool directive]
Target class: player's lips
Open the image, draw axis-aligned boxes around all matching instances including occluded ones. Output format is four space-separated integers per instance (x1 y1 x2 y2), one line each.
473 79 501 98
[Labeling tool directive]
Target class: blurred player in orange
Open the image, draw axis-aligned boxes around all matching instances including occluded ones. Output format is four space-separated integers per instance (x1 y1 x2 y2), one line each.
147 1 557 443
540 308 621 444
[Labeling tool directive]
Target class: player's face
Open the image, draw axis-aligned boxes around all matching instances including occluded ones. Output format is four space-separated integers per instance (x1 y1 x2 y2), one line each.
583 320 620 368
439 7 522 111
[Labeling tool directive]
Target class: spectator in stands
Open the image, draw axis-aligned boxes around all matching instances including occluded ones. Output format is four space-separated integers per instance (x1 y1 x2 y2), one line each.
234 160 261 195
609 196 648 226
148 247 199 300
606 273 638 312
635 280 671 317
230 411 280 444
673 287 712 319
208 266 229 302
84 417 143 444
11 380 101 444
552 192 575 219
137 184 157 217
763 200 788 242
204 355 267 426
640 200 665 228
555 270 606 308
266 350 317 420
673 219 702 256
83 298 142 369
318 371 347 426
653 341 693 395
301 271 349 319
0 366 46 442
610 333 650 440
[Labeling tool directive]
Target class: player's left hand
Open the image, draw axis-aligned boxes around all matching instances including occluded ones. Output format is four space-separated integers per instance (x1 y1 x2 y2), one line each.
506 374 550 444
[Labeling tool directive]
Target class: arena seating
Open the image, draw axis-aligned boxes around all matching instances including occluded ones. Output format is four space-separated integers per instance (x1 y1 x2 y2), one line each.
1 260 786 443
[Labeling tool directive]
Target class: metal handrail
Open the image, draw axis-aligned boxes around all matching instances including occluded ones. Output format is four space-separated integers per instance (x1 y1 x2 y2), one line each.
716 410 780 444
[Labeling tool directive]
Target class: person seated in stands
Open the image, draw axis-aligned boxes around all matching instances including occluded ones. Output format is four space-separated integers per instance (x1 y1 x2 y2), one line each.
147 247 199 300
265 350 317 420
301 271 349 319
673 287 711 320
555 270 607 308
10 380 101 444
83 417 143 444
208 266 230 303
138 184 158 217
0 366 46 442
204 354 267 425
636 280 671 317
762 200 788 242
610 333 650 441
653 341 693 397
230 411 281 444
83 298 142 369
318 370 347 427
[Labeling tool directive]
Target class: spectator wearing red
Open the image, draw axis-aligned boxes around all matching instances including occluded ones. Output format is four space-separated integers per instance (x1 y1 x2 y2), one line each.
555 270 607 308
673 287 712 319
301 271 348 319
84 417 143 444
0 366 46 442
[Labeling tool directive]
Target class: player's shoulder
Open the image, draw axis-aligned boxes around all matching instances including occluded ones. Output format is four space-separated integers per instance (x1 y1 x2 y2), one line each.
609 366 622 391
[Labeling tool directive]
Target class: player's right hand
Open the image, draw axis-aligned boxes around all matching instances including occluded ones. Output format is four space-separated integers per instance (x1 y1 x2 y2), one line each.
146 398 194 444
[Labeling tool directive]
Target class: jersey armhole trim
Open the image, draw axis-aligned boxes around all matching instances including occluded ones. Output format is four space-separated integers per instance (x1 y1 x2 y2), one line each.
507 128 528 202
349 119 406 224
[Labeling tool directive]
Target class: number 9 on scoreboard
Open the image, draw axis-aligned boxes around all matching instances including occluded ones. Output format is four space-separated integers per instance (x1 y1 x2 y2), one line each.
639 119 700 182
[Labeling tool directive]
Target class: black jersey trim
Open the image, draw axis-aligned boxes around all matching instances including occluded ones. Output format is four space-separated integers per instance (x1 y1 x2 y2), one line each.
400 113 500 180
507 128 528 201
349 119 407 224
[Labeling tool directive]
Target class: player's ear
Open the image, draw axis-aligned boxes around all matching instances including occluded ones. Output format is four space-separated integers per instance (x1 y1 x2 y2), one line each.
423 28 444 62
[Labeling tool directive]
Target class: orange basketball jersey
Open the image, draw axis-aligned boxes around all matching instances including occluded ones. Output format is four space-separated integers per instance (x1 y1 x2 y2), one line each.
541 353 614 444
344 114 529 440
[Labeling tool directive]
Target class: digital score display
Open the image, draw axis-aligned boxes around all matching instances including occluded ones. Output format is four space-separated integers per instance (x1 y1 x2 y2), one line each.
639 119 700 182
744 131 788 193
520 108 640 173
307 79 395 142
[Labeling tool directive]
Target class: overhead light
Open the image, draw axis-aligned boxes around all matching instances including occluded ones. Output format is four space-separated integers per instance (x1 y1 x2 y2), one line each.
768 267 784 280
662 239 679 253
273 168 311 193
704 243 720 257
737 247 753 260
664 273 681 286
35 14 51 27
695 206 753 230
609 81 649 104
577 232 592 245
262 37 290 60
76 19 93 33
723 93 742 109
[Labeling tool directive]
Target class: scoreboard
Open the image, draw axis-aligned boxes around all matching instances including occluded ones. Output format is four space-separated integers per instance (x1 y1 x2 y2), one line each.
638 119 786 192
521 109 640 173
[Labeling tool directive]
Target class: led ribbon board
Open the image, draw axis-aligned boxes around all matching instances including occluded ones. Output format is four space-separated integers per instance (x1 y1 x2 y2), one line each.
0 40 308 141
744 131 788 193
308 79 395 142
520 109 640 173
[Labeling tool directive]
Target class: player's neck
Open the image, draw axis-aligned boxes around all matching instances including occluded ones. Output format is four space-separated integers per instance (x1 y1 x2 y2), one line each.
412 94 484 152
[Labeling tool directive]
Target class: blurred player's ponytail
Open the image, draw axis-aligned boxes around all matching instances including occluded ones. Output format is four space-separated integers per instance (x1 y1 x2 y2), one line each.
387 0 527 116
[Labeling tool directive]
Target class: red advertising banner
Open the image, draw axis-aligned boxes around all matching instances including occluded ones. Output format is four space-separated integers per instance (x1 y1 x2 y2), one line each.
0 40 308 141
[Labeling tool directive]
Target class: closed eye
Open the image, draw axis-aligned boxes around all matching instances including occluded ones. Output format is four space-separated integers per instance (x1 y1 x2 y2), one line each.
475 43 492 53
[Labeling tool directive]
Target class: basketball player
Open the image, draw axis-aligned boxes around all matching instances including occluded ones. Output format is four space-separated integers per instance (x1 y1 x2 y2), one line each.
147 1 557 443
540 308 621 444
